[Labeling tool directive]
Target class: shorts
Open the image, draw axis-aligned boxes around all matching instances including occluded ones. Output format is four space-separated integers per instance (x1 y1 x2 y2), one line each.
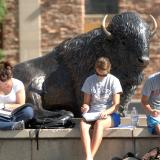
83 112 120 127
111 112 120 127
147 115 160 134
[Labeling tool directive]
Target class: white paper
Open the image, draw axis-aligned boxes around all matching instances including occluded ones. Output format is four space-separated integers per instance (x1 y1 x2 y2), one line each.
151 115 160 121
82 112 101 122
0 109 12 118
0 103 4 109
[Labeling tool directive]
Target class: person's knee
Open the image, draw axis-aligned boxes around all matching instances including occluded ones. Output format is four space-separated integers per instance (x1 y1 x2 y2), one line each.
23 106 34 120
80 119 91 131
80 119 87 128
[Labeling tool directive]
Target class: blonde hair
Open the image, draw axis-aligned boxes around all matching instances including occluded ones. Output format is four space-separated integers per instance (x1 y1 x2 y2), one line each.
95 57 111 72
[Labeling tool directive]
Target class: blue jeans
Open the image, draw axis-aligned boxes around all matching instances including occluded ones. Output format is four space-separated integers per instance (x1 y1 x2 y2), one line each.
0 105 34 130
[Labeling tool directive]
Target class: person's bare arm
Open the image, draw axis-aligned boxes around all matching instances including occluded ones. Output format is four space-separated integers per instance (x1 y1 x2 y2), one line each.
141 95 159 117
100 93 120 119
81 93 91 113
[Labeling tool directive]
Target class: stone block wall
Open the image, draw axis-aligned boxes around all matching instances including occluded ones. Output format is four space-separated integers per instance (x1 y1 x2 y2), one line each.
2 0 84 62
41 0 84 53
2 0 19 63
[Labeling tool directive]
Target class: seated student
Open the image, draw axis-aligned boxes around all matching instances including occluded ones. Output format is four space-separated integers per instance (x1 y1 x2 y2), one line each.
80 57 123 160
0 61 34 130
141 72 160 134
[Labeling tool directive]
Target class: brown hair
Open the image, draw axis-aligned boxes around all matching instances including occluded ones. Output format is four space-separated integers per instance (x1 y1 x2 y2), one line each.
0 61 13 82
95 57 111 72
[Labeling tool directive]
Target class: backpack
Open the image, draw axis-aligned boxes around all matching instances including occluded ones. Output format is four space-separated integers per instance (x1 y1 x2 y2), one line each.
26 109 75 150
27 109 75 129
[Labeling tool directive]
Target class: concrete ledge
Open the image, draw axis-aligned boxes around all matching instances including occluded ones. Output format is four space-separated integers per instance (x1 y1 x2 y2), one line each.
31 128 81 138
0 118 160 160
0 129 30 139
104 128 133 137
133 127 157 137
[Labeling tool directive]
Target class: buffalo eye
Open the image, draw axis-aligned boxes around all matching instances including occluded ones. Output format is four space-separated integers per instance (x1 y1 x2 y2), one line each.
121 38 126 46
122 41 126 46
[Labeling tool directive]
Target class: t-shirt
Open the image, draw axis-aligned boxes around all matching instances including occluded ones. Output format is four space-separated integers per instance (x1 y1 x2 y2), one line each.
81 73 123 112
142 72 160 109
0 78 24 104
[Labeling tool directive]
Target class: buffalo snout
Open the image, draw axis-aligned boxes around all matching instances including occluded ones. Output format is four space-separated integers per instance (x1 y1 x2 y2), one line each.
138 56 149 67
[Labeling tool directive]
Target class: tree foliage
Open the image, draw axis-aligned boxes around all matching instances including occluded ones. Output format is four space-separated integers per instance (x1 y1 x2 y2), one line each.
0 0 6 23
0 0 6 59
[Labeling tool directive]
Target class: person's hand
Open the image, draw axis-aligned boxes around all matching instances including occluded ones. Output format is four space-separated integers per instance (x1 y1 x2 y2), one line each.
81 104 89 113
99 110 108 119
151 109 160 117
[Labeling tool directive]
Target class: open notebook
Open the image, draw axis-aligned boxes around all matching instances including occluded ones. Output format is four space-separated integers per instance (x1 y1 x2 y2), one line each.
0 109 12 118
0 103 31 118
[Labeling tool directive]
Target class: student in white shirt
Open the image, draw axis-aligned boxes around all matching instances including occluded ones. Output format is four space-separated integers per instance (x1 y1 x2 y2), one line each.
0 61 34 130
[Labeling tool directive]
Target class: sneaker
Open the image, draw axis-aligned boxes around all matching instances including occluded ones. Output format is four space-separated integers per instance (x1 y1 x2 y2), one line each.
12 120 25 130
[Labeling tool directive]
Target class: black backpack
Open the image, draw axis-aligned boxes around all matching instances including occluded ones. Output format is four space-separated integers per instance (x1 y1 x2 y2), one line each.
26 109 75 150
27 109 75 129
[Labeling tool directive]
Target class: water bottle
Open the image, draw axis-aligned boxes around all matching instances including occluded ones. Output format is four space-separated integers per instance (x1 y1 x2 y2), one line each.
131 107 139 127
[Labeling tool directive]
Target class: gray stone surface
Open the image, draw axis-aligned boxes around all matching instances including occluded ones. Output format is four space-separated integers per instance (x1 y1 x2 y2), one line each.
121 117 147 126
135 139 160 157
0 140 31 160
0 118 159 160
32 139 83 160
133 127 155 137
95 139 134 160
0 130 30 138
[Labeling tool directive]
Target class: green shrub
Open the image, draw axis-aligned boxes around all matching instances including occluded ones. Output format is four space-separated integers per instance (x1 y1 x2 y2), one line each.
0 0 6 23
0 49 4 59
0 0 6 60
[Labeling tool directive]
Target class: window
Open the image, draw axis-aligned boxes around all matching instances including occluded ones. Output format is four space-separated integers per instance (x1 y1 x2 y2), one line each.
85 0 119 14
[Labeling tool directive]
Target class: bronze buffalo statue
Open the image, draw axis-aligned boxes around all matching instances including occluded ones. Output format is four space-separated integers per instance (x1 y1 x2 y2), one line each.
13 12 157 117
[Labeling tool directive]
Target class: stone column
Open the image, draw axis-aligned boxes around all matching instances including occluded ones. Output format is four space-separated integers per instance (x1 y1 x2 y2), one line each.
19 0 41 62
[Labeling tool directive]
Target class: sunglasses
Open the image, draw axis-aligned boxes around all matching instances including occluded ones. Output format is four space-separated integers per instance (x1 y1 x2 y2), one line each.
96 71 108 77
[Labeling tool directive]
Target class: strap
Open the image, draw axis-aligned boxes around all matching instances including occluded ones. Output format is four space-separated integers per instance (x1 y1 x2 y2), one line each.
35 129 40 150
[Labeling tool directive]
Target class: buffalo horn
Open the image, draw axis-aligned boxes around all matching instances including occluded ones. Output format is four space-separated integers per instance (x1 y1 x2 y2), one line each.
150 14 157 37
102 15 112 38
